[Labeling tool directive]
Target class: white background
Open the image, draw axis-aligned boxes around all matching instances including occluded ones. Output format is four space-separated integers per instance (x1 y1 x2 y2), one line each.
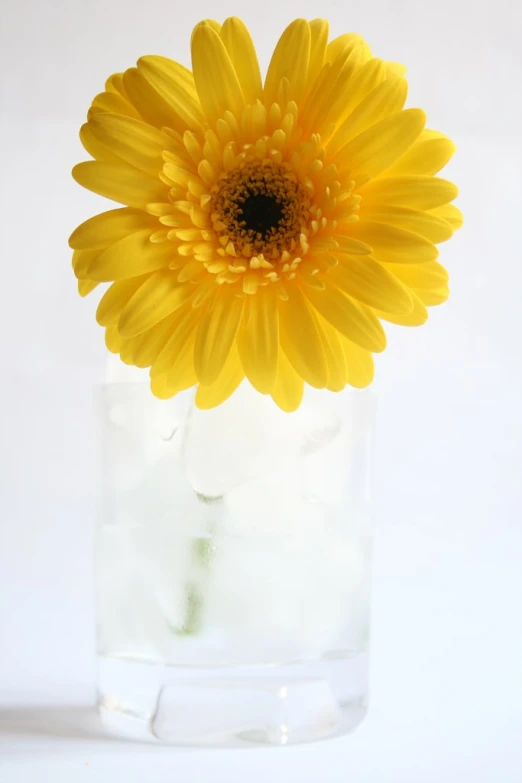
1 0 522 780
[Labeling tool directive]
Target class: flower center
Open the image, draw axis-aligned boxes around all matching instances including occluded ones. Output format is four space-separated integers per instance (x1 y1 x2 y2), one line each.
239 193 284 239
211 159 310 259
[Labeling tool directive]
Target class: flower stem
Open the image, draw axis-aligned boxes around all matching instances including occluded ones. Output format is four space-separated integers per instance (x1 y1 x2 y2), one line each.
177 493 221 636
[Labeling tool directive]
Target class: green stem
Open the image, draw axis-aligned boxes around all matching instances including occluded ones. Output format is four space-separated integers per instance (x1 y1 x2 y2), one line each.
177 495 220 636
177 538 214 636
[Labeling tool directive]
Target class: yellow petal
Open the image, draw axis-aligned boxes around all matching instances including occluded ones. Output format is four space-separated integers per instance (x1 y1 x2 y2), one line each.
314 315 347 392
96 275 150 326
177 259 204 282
122 67 185 131
80 124 122 164
333 235 372 254
329 254 414 314
87 229 175 282
150 373 171 399
326 33 370 64
338 108 426 179
375 290 428 325
271 349 304 413
196 344 244 409
382 260 449 291
308 46 368 131
383 129 456 176
69 208 157 250
150 331 197 399
347 220 439 263
220 17 263 105
193 18 222 36
429 203 464 230
278 284 328 388
88 90 141 120
118 271 194 337
72 249 100 278
357 176 459 210
342 337 375 388
72 161 166 208
131 313 182 368
306 19 329 93
87 114 174 176
413 286 449 306
329 76 407 157
264 19 311 105
105 326 124 354
119 335 143 365
194 288 244 385
237 286 279 394
78 279 99 297
104 72 127 97
358 204 453 243
386 62 407 78
151 305 201 376
191 22 244 124
136 56 205 132
300 61 333 131
305 283 386 352
166 330 198 393
326 57 386 134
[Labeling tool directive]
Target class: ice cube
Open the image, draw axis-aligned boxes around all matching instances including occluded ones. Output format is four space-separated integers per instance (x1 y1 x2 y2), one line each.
205 526 369 658
101 385 192 498
222 464 326 536
181 382 307 497
299 389 375 508
96 523 192 659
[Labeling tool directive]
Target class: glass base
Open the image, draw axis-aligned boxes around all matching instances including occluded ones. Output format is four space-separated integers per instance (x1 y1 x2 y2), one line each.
97 652 368 746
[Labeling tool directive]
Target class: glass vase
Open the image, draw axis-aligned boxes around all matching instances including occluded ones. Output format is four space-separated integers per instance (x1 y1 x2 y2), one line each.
95 382 374 746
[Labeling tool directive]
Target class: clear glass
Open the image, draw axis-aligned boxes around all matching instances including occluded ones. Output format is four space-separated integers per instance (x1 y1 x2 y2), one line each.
95 382 375 746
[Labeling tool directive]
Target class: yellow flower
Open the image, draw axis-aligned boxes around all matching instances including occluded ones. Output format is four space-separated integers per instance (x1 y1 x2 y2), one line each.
70 18 462 411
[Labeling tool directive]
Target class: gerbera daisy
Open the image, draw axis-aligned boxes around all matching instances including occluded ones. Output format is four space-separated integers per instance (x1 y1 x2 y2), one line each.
70 17 462 411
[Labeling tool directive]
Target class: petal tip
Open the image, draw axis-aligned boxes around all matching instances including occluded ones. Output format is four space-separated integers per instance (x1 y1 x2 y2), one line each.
191 19 221 45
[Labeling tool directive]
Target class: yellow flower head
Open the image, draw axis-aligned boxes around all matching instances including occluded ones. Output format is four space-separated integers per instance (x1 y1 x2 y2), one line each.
70 18 462 411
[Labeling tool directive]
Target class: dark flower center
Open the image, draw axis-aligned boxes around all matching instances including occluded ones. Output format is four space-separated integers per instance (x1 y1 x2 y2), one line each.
237 193 285 239
211 159 310 257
